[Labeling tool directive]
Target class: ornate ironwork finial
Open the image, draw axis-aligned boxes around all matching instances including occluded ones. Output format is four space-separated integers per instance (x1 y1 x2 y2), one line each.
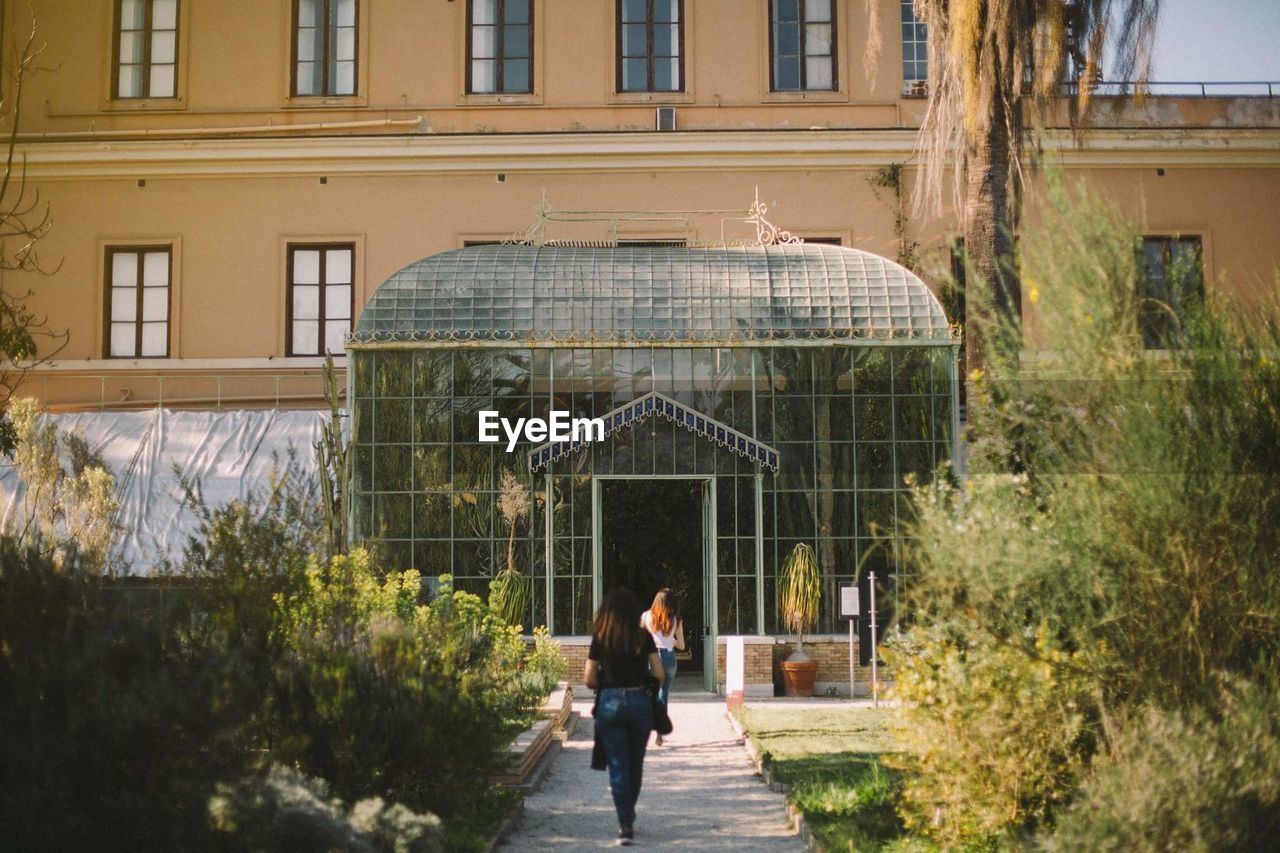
504 189 552 245
746 187 804 246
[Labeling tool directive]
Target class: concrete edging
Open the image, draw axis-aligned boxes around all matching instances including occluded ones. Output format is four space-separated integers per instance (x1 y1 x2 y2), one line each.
492 683 575 786
482 799 525 853
725 709 821 853
484 684 577 850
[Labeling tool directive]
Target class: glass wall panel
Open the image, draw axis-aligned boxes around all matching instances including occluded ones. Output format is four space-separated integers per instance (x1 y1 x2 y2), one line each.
413 350 451 397
349 343 955 637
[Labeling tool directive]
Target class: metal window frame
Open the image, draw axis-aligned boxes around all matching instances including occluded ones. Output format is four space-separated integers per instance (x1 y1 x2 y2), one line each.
768 0 838 92
349 244 958 346
615 0 685 94
467 0 535 95
286 242 355 357
103 244 172 359
291 0 359 97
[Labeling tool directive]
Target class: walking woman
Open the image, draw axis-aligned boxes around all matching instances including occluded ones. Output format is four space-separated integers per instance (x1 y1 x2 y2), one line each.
585 588 664 846
641 588 685 746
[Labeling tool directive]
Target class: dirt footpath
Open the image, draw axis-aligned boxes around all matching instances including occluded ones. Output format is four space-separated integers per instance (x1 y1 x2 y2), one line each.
501 695 802 851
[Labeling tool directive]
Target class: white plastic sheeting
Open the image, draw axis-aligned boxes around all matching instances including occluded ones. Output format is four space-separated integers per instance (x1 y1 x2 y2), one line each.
0 409 328 574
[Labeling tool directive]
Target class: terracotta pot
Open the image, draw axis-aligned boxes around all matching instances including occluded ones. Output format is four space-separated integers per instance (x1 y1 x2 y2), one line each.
780 659 819 697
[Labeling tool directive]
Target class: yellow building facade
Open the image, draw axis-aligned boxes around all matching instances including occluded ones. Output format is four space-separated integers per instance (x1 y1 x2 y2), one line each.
6 0 1277 410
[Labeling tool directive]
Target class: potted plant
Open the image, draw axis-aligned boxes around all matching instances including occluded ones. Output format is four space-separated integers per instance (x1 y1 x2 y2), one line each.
778 542 822 697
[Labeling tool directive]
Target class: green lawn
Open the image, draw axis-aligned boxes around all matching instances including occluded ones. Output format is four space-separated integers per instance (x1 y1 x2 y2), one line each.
736 706 922 852
440 786 522 852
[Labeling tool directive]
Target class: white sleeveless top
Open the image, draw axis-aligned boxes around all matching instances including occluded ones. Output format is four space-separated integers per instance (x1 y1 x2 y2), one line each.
641 609 678 651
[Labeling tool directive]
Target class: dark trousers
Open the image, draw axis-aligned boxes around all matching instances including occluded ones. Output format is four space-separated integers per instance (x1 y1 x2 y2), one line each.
594 687 652 830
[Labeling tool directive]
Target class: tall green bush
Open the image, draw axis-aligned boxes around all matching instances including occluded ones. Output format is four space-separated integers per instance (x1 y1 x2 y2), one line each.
886 620 1094 846
2 464 563 848
524 625 567 697
0 541 254 850
887 176 1280 845
1049 679 1280 852
7 398 119 572
173 461 324 749
175 471 555 820
270 561 543 817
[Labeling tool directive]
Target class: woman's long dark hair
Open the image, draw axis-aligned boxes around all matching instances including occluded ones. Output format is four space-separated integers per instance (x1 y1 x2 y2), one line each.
649 588 679 635
592 587 646 658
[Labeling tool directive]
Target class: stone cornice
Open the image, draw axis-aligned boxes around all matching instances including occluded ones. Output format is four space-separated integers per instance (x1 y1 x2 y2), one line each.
29 356 341 372
17 128 1280 179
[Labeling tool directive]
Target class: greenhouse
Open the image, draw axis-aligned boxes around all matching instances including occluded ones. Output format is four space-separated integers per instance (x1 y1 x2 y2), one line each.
347 242 959 689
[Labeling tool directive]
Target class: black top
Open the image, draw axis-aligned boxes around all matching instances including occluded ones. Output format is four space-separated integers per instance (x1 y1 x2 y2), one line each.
588 633 658 689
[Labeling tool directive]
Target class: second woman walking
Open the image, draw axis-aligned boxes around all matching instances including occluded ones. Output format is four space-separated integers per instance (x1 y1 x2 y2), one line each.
641 587 685 746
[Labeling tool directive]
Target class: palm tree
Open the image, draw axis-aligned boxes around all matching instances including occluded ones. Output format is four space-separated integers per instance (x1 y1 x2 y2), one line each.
910 0 1161 362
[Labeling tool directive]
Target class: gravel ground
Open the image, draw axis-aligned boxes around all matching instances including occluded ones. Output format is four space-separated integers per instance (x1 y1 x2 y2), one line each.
501 695 802 851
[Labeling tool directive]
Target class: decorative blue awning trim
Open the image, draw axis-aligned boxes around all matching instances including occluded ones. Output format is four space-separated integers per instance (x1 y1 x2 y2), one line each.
528 390 780 473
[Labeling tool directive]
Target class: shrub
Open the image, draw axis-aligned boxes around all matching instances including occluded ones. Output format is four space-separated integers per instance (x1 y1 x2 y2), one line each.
0 540 253 850
176 476 557 819
173 461 325 751
6 397 118 572
885 623 1095 846
889 176 1280 846
1049 680 1280 852
270 562 542 817
522 626 567 700
173 457 322 587
208 763 442 853
2 461 559 847
274 548 421 646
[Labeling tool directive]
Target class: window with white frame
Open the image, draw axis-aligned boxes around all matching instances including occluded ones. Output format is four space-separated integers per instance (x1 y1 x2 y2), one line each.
114 0 178 99
770 0 836 92
469 0 532 94
294 0 358 96
106 246 171 358
901 0 927 95
288 244 354 356
618 0 683 93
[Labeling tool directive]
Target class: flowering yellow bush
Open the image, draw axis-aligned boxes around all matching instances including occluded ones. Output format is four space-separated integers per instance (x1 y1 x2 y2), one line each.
8 397 118 571
886 178 1280 848
885 622 1097 846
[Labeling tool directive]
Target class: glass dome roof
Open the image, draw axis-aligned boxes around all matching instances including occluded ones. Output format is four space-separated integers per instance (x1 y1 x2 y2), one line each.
349 243 957 345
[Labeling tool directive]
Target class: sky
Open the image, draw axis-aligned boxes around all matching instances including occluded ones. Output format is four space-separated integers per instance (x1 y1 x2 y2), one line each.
1149 0 1280 85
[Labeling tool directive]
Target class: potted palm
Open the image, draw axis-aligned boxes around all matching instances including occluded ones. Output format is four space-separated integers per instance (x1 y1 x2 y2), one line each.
778 542 822 697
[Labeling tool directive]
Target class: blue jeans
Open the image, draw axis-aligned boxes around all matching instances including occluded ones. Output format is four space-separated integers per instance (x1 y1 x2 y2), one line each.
595 687 652 830
657 649 678 706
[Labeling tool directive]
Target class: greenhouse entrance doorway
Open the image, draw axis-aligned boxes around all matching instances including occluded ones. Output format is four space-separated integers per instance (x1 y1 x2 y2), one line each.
596 476 717 692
